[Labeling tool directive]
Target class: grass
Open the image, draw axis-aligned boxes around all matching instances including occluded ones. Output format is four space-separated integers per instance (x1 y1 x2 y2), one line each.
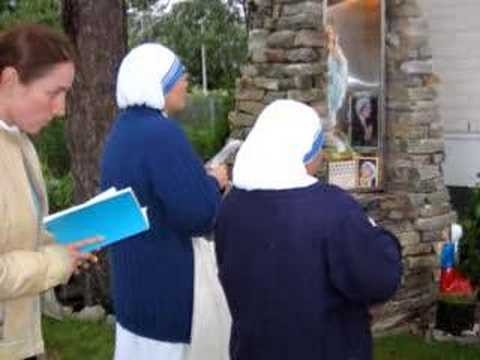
43 317 114 360
43 318 480 360
374 333 480 360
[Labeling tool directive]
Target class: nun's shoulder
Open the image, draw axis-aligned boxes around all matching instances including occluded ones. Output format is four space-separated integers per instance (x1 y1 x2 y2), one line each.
315 183 363 211
133 109 185 139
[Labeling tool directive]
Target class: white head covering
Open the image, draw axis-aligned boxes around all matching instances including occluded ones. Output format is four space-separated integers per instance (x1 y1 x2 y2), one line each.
116 43 185 111
355 96 370 117
360 160 376 177
451 223 463 243
233 99 324 191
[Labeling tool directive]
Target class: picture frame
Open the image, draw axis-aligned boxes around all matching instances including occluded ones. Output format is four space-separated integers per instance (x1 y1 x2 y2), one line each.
357 157 380 189
328 159 357 190
348 91 379 151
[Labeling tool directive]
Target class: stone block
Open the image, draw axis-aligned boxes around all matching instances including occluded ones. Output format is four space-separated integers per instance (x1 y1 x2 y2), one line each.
283 62 323 76
372 313 411 333
235 89 265 102
230 126 252 140
249 29 269 51
404 255 437 270
277 12 322 31
310 101 328 118
286 48 318 62
403 243 433 256
407 190 451 208
266 30 296 48
265 48 287 62
406 139 444 154
414 212 455 232
389 1 423 18
283 1 323 17
418 203 451 218
251 48 267 63
293 75 314 89
254 77 280 91
237 101 265 115
421 230 443 243
262 91 287 104
387 100 437 112
241 64 259 77
401 60 433 75
279 77 295 90
386 122 429 140
387 86 437 102
387 108 438 126
295 30 325 48
229 111 256 127
398 231 421 246
287 89 323 103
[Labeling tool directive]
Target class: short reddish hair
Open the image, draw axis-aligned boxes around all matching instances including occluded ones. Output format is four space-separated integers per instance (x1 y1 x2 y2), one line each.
0 23 76 84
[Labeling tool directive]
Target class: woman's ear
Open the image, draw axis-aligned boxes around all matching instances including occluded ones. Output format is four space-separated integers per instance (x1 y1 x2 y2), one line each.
305 152 324 176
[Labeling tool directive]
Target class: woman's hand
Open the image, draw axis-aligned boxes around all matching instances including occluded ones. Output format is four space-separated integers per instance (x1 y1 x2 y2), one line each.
364 124 373 142
207 164 229 190
65 237 101 273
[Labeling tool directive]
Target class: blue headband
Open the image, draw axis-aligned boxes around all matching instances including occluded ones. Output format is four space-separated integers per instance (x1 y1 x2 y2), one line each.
303 130 325 163
162 56 185 95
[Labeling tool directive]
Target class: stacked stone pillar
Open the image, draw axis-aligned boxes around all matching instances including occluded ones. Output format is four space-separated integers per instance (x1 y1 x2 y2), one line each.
229 0 328 139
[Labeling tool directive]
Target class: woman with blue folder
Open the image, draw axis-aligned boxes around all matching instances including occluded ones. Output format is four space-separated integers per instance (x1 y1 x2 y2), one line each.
101 43 228 360
0 24 98 360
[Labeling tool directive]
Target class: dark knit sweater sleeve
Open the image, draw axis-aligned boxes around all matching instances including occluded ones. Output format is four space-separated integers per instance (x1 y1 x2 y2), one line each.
326 198 402 305
145 120 221 236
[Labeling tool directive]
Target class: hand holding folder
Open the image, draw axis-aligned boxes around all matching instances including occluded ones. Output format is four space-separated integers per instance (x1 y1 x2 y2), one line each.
44 187 150 252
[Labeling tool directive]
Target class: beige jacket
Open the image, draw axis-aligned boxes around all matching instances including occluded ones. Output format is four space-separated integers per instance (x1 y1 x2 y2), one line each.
0 128 72 360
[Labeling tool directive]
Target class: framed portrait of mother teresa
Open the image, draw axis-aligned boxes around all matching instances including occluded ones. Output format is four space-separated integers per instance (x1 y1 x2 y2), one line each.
326 0 385 189
349 92 379 150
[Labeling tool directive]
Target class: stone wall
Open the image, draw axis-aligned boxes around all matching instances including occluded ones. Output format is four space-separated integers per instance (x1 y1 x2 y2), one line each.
228 0 455 333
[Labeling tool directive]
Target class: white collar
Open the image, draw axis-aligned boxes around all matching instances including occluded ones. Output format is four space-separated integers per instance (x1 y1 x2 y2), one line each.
0 119 20 133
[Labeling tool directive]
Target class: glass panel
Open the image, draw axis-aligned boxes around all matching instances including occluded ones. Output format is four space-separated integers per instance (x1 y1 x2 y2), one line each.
325 0 384 191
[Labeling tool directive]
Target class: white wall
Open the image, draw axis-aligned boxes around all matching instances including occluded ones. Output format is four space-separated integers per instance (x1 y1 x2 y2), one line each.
419 0 480 186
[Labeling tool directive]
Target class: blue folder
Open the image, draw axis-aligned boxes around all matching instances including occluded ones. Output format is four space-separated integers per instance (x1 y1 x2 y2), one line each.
44 187 150 252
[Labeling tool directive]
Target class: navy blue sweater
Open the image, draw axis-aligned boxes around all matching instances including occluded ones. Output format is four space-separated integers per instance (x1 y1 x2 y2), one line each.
101 106 221 342
215 183 402 360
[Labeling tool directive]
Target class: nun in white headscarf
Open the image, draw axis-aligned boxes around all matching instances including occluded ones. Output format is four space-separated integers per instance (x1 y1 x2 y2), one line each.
215 99 402 360
101 43 229 360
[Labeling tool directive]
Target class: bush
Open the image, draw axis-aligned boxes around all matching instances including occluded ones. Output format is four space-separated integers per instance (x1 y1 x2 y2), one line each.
35 118 74 212
179 89 233 161
458 187 480 286
35 117 70 177
43 166 74 213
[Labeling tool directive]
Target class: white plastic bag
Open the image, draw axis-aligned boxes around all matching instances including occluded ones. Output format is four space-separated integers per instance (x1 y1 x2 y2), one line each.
186 237 231 360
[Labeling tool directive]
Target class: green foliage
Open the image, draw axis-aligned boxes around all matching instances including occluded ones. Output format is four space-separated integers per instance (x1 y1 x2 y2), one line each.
438 291 478 304
35 118 74 212
35 118 70 177
179 89 233 161
0 0 61 30
459 187 480 286
147 0 247 90
42 165 74 213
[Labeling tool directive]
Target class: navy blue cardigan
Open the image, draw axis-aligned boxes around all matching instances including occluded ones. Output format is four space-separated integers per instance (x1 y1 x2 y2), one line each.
215 183 402 360
101 106 221 342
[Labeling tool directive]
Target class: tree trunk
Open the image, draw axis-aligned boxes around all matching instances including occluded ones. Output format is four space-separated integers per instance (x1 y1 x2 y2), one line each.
62 0 127 308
